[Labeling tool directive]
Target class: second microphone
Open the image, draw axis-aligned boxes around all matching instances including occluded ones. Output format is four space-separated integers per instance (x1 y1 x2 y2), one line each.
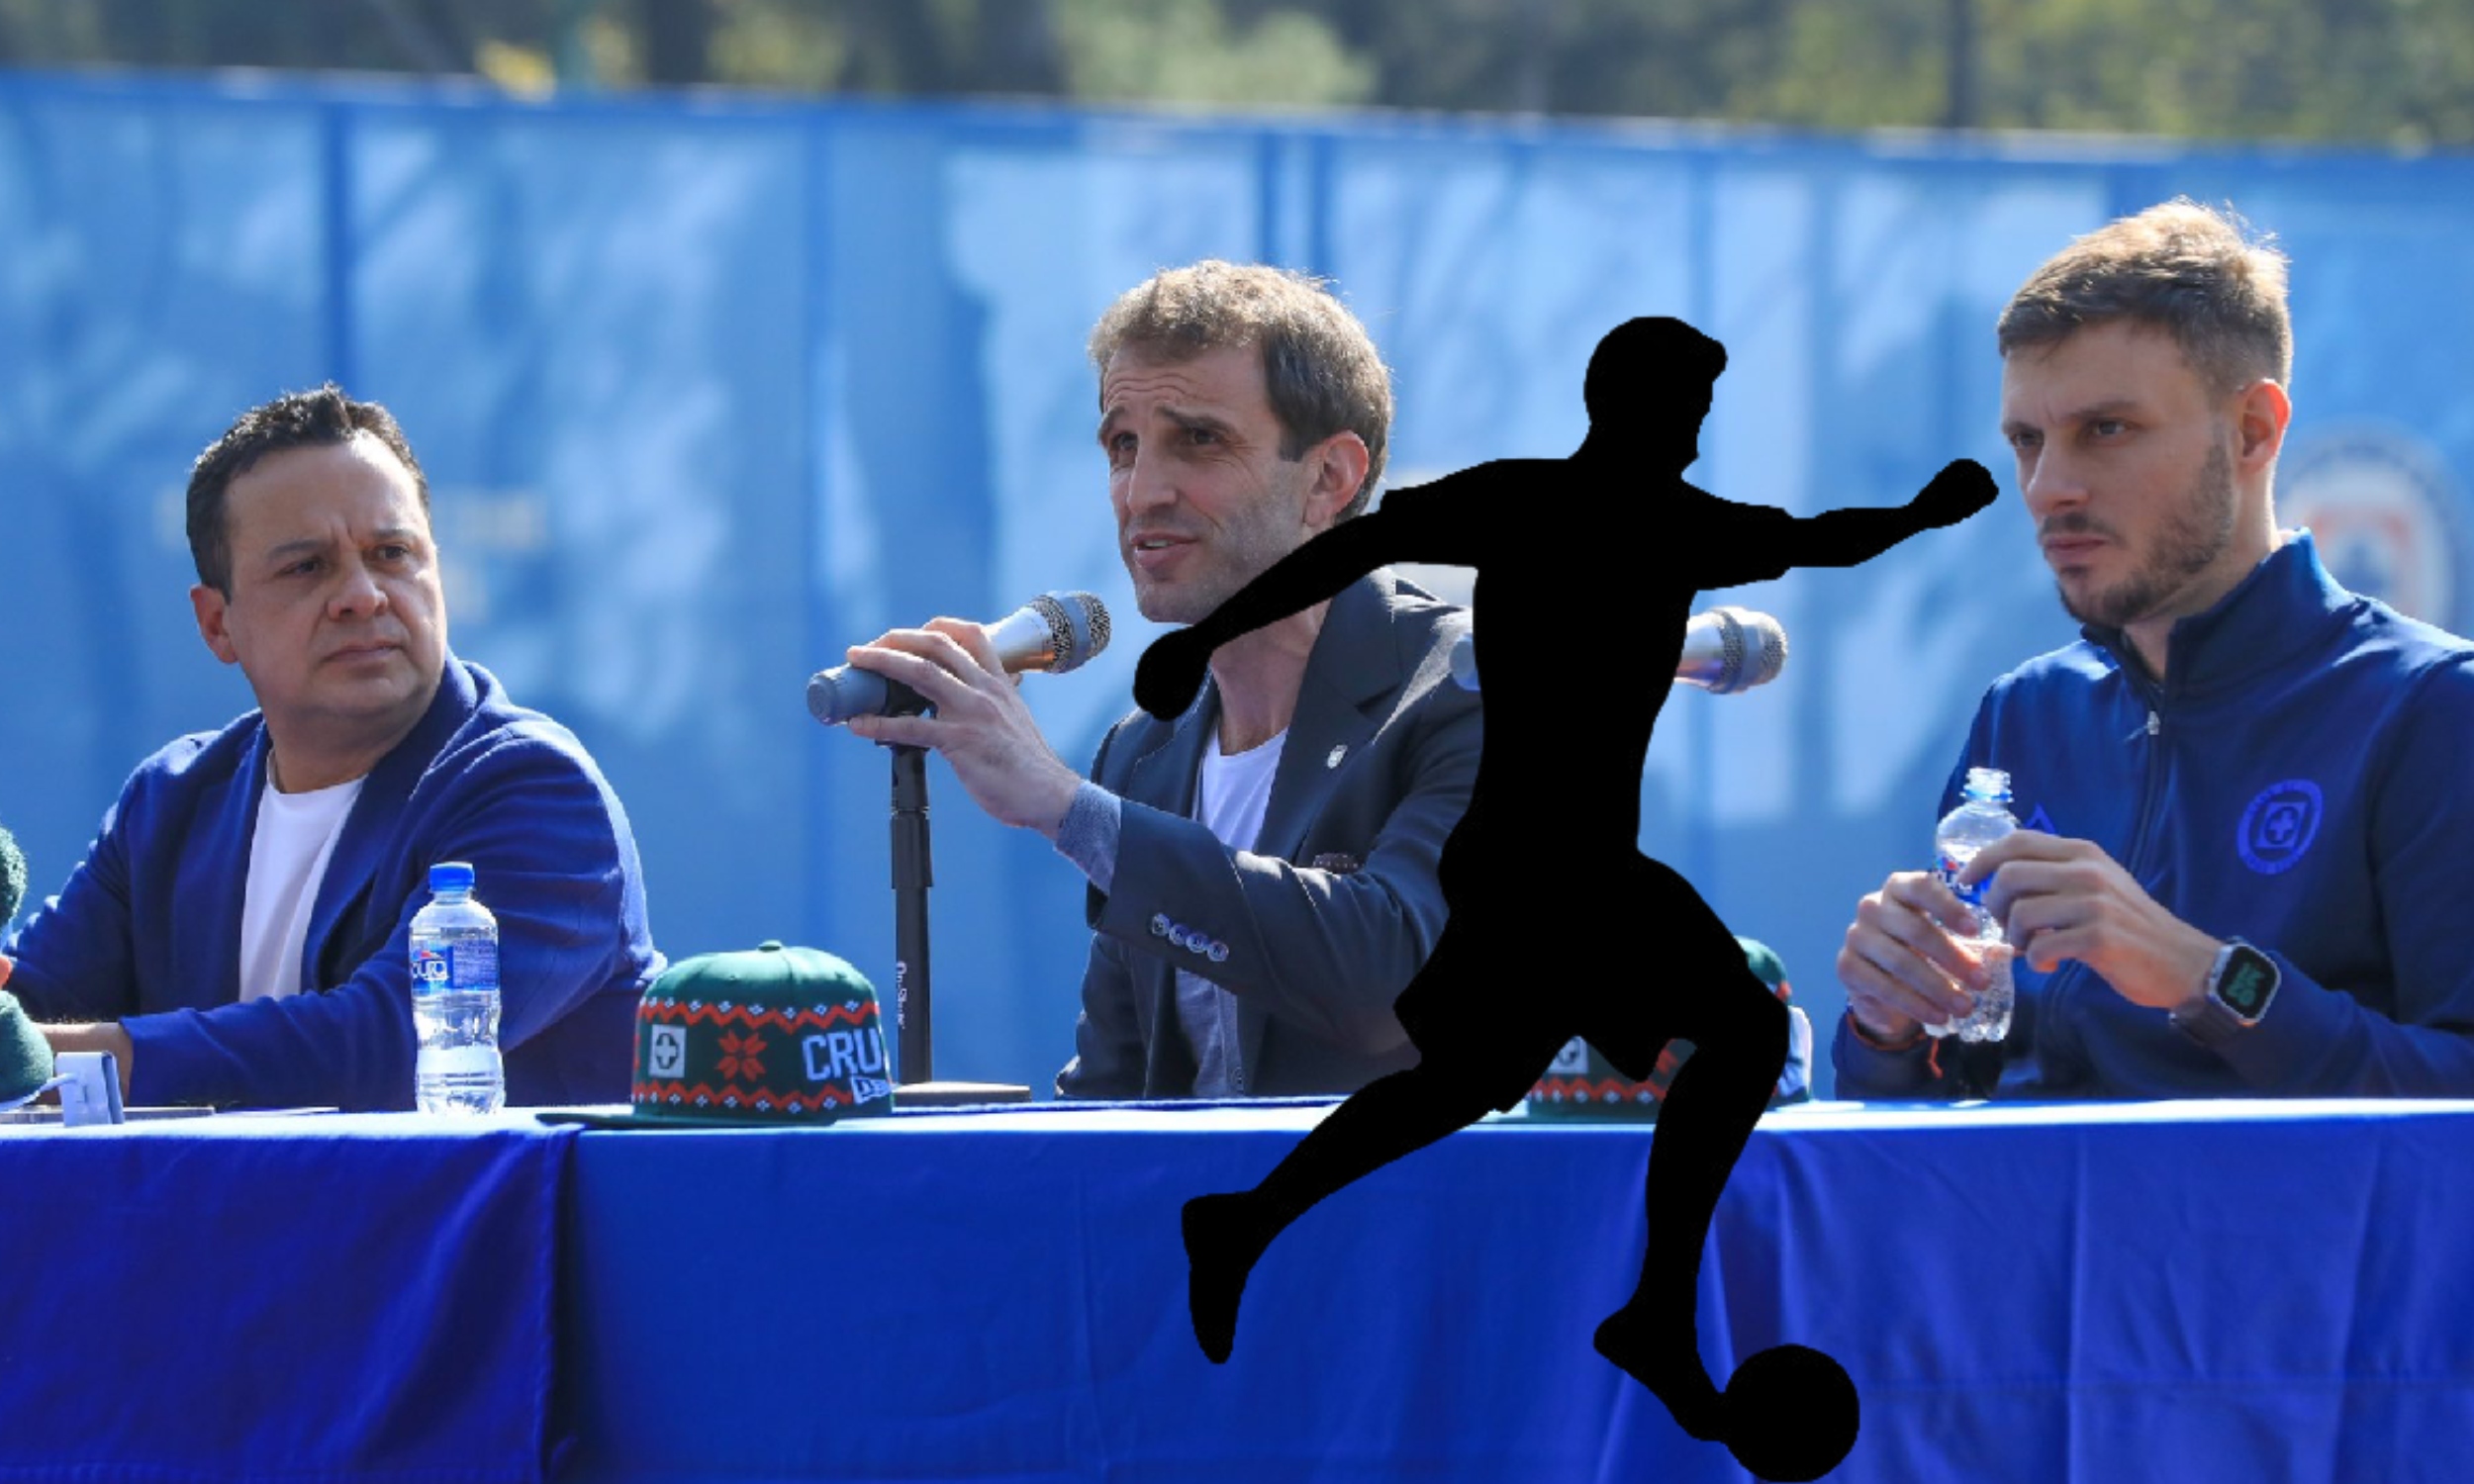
807 592 1114 725
1449 605 1788 696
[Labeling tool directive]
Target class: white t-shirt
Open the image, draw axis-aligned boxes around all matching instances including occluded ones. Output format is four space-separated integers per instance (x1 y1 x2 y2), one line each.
1178 727 1285 1096
238 773 366 1002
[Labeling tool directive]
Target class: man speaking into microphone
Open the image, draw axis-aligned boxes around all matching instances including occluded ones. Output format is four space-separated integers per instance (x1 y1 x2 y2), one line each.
839 259 1478 1099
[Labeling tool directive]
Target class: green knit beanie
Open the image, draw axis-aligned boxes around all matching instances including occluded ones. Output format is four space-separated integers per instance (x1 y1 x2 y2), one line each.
541 941 895 1128
1525 934 1811 1120
0 990 55 1112
0 824 26 929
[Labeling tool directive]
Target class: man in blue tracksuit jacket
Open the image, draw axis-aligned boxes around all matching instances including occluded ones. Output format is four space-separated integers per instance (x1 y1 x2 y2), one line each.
2 387 659 1110
1835 199 2474 1100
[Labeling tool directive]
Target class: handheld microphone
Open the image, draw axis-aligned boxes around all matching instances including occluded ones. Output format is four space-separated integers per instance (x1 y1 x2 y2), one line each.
807 592 1113 725
1449 605 1787 696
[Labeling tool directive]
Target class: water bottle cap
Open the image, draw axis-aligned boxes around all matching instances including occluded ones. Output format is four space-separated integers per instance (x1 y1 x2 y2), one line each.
1963 767 2014 803
428 861 476 893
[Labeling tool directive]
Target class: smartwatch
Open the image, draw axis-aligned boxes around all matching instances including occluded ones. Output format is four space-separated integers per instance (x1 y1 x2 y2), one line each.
2169 938 2281 1047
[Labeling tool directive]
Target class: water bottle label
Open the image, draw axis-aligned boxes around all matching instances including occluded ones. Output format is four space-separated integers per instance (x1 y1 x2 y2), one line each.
1938 854 1987 907
451 941 498 989
414 942 499 990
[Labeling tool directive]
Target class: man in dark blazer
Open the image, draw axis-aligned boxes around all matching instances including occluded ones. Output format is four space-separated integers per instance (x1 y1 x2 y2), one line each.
1058 567 1475 1096
843 260 1478 1098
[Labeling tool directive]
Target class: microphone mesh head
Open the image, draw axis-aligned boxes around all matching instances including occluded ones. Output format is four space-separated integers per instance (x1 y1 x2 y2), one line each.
1034 592 1110 674
1709 606 1787 692
1084 596 1111 658
1754 616 1788 687
1715 611 1747 692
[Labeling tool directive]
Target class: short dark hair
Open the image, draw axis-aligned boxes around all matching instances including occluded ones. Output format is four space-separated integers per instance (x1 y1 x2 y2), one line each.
1088 260 1394 519
186 385 429 596
1998 198 2292 398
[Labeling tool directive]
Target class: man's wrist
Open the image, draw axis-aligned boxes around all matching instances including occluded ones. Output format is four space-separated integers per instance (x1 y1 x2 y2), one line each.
1845 1007 1925 1053
38 1021 135 1097
2166 935 2231 1011
2170 938 2280 1046
2140 931 2229 1013
1051 780 1121 892
1026 763 1084 841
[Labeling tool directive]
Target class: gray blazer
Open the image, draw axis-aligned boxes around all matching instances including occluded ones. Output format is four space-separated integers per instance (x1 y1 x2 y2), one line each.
1055 570 1480 1099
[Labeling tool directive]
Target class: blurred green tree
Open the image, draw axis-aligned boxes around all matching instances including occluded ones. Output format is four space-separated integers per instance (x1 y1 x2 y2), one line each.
1 0 2468 145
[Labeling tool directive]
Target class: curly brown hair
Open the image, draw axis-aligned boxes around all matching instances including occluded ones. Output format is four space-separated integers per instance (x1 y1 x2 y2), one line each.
1089 260 1393 518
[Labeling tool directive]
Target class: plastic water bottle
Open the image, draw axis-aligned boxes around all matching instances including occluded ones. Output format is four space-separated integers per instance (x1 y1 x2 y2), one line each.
410 861 504 1114
1929 767 2018 1043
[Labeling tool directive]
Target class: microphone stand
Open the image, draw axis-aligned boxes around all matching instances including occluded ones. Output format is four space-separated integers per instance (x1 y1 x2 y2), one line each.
887 733 934 1085
877 681 1030 1108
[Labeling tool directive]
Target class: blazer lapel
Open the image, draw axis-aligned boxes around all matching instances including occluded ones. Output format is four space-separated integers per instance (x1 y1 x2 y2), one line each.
1253 578 1399 859
1236 575 1408 1088
304 660 480 991
302 788 391 993
182 728 273 1008
1123 678 1216 821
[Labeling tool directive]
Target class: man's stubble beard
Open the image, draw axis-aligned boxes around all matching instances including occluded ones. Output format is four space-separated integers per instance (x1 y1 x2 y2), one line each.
1130 471 1318 627
2055 441 2237 631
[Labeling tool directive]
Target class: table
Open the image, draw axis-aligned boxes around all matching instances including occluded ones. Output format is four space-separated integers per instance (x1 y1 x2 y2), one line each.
553 1098 2474 1484
8 1101 2474 1483
0 1113 574 1484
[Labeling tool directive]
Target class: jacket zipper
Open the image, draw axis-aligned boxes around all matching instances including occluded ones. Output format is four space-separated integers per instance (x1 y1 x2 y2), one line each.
2030 652 2166 1092
2124 671 2169 883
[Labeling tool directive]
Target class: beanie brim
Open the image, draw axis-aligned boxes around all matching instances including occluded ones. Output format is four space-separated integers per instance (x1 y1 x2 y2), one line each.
535 1103 873 1131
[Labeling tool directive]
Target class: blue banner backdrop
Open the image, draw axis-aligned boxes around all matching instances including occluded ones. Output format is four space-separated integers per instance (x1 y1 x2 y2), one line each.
3 71 2469 1095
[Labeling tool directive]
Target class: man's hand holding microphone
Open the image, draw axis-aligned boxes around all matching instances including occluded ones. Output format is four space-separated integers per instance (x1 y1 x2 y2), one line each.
814 592 1114 840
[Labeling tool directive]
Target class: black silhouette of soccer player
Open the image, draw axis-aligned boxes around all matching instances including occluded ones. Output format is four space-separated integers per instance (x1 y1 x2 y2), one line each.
1134 317 1996 1483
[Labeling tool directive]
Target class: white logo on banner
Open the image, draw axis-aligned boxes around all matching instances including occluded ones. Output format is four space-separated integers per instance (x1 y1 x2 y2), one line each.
2282 426 2468 633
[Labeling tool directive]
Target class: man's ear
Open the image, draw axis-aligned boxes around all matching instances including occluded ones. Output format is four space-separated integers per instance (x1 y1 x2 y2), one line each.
1304 431 1372 530
191 583 240 666
2235 377 2292 470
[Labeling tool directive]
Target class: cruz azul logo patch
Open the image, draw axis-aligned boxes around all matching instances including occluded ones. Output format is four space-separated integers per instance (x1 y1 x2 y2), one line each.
647 1023 688 1078
2237 779 2324 876
2282 425 2471 634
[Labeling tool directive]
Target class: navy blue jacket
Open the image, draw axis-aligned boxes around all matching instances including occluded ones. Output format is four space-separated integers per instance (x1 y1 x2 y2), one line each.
4 658 660 1110
1836 532 2474 1098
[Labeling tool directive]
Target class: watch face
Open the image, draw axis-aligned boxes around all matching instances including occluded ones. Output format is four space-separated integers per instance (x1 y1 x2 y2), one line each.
2218 946 2278 1017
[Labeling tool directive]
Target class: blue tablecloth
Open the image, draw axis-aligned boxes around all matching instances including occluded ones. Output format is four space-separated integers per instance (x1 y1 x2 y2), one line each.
8 1101 2474 1482
555 1098 2474 1484
0 1113 575 1484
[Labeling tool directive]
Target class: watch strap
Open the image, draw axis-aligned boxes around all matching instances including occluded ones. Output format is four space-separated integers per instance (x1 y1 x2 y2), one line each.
2169 986 2249 1048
